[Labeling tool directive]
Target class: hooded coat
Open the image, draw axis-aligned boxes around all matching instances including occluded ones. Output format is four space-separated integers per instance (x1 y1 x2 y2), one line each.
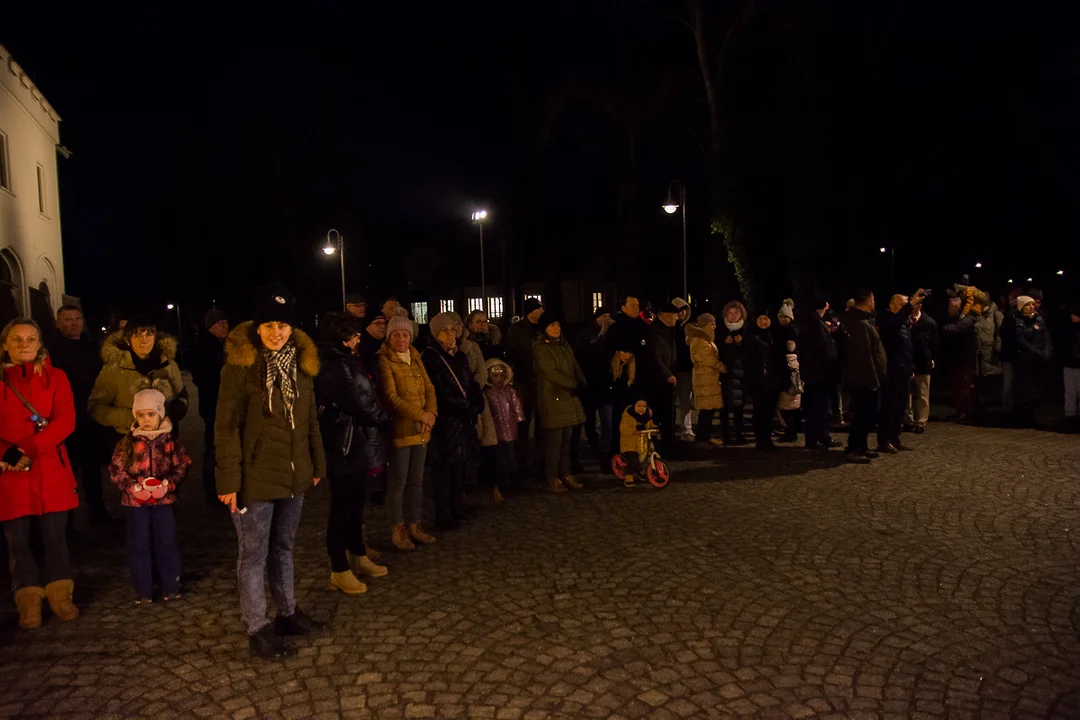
974 304 1004 377
214 322 326 502
314 342 390 476
376 343 437 447
1014 312 1053 403
533 334 586 428
482 358 525 444
842 307 887 390
796 310 837 383
685 323 726 410
719 301 750 409
421 339 484 463
88 332 188 437
0 358 78 522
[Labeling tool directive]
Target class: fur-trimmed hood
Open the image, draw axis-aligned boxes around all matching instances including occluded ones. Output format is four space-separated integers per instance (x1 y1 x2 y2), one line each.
101 331 178 365
484 357 514 387
225 321 319 377
684 322 715 343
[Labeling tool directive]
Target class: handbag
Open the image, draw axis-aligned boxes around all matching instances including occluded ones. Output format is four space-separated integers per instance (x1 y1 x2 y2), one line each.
319 405 355 457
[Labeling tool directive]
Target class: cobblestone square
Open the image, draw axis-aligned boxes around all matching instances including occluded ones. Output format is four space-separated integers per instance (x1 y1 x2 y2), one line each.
1 410 1078 719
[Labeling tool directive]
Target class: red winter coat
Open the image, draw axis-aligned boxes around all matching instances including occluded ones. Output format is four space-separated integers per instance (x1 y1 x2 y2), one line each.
0 358 78 522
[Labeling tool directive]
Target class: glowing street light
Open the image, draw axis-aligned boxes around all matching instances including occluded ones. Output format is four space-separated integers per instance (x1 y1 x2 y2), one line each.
975 262 982 268
663 181 688 297
1058 270 1065 275
472 210 489 317
879 247 886 253
1027 277 1033 282
322 229 345 310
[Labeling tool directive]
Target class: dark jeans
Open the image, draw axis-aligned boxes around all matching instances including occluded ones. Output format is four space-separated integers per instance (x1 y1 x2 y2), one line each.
68 426 106 517
803 380 831 445
125 505 181 598
202 417 217 503
752 391 777 446
231 494 304 635
846 387 878 454
434 462 466 525
720 407 745 443
544 426 573 480
326 473 368 573
4 512 69 590
696 408 716 442
878 372 911 447
481 443 518 492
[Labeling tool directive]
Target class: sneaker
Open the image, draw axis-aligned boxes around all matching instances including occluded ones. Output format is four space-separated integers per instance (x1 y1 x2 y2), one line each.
250 626 297 659
274 608 327 636
845 452 871 464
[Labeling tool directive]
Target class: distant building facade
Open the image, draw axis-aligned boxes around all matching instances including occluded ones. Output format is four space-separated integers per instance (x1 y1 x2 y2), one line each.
0 44 65 330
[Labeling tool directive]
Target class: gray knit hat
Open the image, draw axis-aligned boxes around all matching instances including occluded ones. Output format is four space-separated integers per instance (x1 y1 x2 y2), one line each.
777 299 795 321
429 311 461 337
696 313 716 326
387 315 413 339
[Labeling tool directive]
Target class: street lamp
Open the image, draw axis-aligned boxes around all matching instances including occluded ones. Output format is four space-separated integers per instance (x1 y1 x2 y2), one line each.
166 303 182 346
1058 270 1065 276
663 181 688 298
322 229 345 311
472 210 489 317
975 262 982 268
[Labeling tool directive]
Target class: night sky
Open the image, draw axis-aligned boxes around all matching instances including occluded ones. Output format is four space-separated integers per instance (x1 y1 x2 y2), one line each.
5 1 1079 331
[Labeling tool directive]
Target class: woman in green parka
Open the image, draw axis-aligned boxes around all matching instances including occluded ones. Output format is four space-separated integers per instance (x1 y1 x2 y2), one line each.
532 313 586 493
215 284 327 660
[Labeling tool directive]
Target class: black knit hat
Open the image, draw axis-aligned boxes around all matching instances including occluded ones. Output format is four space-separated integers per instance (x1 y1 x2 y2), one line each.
523 297 544 316
252 283 298 328
536 312 560 334
657 301 680 314
345 293 367 306
593 306 612 320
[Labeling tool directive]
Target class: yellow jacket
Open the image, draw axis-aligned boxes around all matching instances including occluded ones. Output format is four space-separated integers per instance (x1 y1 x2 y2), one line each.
376 344 437 447
619 407 656 454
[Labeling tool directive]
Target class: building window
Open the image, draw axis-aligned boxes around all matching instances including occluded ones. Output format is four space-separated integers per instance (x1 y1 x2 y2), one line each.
439 299 455 314
0 131 9 191
467 297 483 313
36 165 46 216
487 297 503 318
524 294 543 305
411 302 428 324
592 292 604 313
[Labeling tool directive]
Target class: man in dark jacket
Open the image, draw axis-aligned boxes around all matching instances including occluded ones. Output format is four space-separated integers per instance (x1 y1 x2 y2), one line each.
191 309 229 503
503 298 545 466
941 299 978 423
607 294 646 357
573 308 613 458
648 302 680 453
876 290 924 453
843 289 887 463
1063 306 1080 430
50 304 109 524
906 309 938 434
798 296 840 449
745 314 782 451
357 314 386 373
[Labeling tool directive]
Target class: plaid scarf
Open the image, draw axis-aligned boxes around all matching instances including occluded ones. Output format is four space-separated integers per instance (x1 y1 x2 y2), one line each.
263 343 298 428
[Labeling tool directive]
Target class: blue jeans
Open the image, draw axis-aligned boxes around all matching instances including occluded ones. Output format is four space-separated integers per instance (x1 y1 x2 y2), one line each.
125 505 181 598
231 495 304 635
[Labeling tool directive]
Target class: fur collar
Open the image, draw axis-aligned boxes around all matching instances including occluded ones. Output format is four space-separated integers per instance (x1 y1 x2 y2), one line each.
225 321 319 377
684 323 715 343
101 331 178 365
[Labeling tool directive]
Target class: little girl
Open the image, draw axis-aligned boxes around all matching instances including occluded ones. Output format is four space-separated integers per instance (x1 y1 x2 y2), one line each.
481 358 525 505
618 399 656 488
109 389 191 604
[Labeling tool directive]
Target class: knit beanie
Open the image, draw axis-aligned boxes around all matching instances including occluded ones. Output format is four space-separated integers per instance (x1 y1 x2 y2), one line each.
252 282 297 328
777 299 795 321
696 313 716 327
523 298 544 316
387 315 414 339
204 308 228 330
345 293 366 306
132 388 166 419
429 312 460 338
536 312 559 334
1016 295 1035 312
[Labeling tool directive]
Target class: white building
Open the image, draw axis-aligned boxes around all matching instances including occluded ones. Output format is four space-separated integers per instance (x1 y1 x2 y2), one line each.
0 44 65 330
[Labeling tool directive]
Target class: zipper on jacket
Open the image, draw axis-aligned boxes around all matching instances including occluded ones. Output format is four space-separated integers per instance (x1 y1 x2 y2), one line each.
56 447 66 468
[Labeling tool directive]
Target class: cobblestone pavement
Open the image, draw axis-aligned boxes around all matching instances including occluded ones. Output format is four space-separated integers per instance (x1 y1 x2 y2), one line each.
1 401 1079 718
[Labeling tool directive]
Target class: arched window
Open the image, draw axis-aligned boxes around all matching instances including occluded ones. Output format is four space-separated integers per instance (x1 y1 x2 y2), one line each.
29 280 52 331
0 249 23 329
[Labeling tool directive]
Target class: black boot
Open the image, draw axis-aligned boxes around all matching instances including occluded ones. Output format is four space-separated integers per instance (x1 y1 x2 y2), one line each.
250 626 297 659
274 608 327 636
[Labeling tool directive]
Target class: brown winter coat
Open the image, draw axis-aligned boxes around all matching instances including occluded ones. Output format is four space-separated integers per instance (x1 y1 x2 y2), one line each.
375 343 437 447
685 323 726 410
88 332 187 436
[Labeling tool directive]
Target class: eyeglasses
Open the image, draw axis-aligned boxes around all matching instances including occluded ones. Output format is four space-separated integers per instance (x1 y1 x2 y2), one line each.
132 329 157 339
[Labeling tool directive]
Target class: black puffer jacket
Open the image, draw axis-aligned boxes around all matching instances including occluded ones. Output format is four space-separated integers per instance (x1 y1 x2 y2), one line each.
911 314 939 376
575 322 612 406
745 326 783 396
878 304 915 375
1014 313 1053 403
719 322 750 409
796 311 835 383
421 340 484 464
314 343 391 477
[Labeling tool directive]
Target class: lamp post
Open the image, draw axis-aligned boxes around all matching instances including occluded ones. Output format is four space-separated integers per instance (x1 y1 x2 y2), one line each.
472 210 488 317
663 181 688 298
322 229 345 311
166 303 182 347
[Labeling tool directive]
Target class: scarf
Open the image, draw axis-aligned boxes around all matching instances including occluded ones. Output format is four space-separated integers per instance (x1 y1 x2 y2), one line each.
130 346 164 377
394 350 412 365
263 343 298 428
132 417 174 440
725 320 744 332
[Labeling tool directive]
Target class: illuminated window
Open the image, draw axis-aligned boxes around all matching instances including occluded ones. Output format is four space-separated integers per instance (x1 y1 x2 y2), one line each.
0 130 9 191
487 297 503 318
468 297 484 313
524 294 543 305
592 292 603 313
439 299 455 314
411 302 428 324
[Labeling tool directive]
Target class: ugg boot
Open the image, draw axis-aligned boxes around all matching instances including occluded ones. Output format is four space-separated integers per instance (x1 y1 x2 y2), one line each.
348 550 389 578
392 524 416 551
408 523 436 545
562 475 583 490
14 586 44 629
362 525 381 561
492 486 505 507
329 571 367 595
44 580 79 621
549 478 568 494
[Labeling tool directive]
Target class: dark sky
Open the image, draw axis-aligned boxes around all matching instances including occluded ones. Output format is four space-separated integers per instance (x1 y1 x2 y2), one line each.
5 1 1079 328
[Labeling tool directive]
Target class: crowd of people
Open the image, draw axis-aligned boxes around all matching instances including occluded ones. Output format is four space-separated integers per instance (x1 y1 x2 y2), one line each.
0 274 1074 657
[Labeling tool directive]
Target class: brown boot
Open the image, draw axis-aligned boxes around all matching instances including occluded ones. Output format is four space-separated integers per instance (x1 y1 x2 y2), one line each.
408 523 436 545
348 550 389 578
329 570 367 595
562 475 583 490
44 580 79 621
14 586 44 629
550 478 568 494
362 525 381 562
391 524 415 551
492 486 505 507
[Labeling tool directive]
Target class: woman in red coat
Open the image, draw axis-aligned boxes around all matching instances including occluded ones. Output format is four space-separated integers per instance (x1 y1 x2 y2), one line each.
0 318 80 629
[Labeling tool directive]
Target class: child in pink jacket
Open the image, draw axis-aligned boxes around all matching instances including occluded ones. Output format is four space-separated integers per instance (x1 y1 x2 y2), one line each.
481 358 525 505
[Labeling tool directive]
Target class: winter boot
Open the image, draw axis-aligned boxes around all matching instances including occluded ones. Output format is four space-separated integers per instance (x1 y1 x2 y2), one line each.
362 525 381 562
348 550 389 577
391 524 416 551
14 586 44 629
562 475 583 490
408 523 436 545
329 570 367 595
44 580 79 621
549 478 568 494
493 486 505 507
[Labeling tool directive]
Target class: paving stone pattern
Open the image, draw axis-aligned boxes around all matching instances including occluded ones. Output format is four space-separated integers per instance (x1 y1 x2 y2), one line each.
1 399 1079 719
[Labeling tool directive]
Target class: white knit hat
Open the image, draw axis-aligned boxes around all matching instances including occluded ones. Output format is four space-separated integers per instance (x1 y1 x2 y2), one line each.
1016 295 1035 312
777 299 795 321
132 388 166 418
